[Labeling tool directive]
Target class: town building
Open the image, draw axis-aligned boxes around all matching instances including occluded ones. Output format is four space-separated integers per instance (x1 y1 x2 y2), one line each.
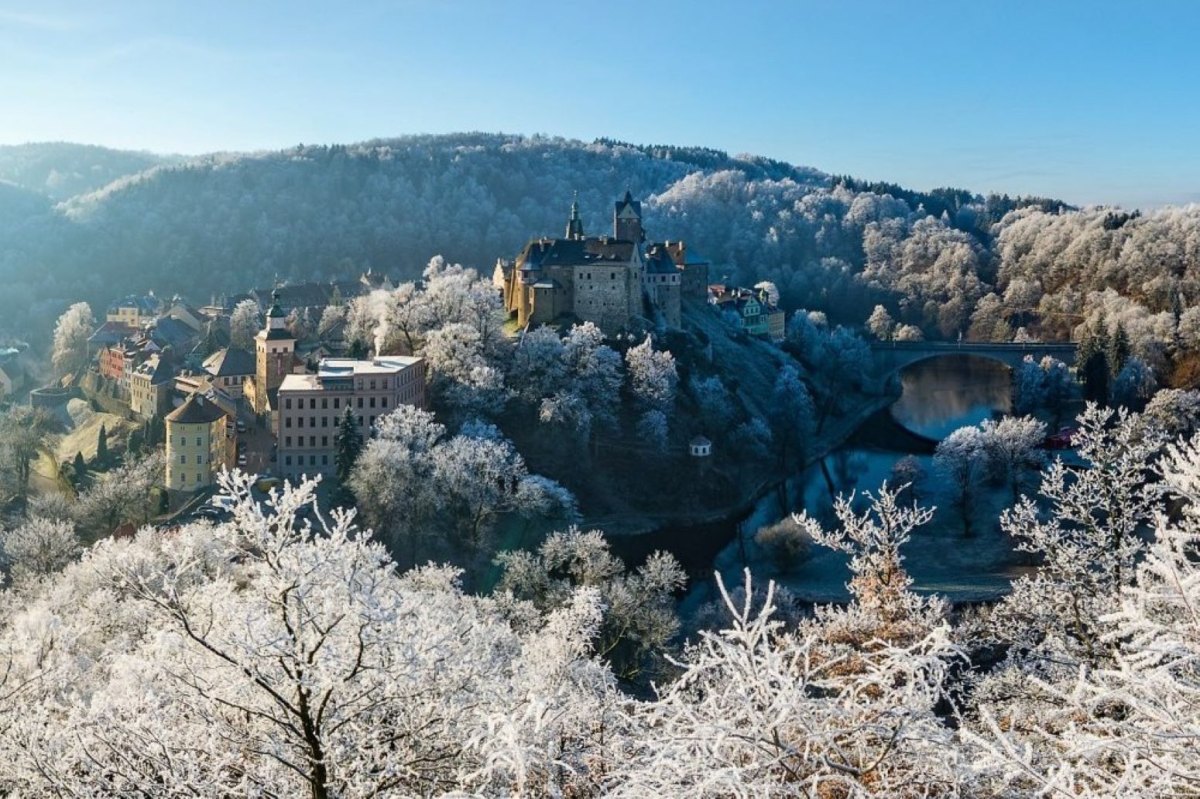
245 291 301 418
87 321 138 356
105 295 159 327
202 347 255 399
496 192 708 334
0 347 24 399
708 284 786 342
164 299 210 333
276 356 426 482
129 354 174 419
164 392 235 492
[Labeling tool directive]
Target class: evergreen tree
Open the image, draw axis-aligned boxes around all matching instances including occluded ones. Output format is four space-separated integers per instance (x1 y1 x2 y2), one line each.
73 451 86 485
94 424 109 466
1107 321 1131 378
333 407 363 506
127 426 144 458
1077 320 1111 404
146 417 165 448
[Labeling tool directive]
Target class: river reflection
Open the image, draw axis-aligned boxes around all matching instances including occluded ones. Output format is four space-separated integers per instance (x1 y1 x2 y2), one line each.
649 353 1028 613
891 355 1012 439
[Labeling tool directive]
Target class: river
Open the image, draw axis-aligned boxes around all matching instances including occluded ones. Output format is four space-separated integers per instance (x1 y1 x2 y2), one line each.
612 355 1028 610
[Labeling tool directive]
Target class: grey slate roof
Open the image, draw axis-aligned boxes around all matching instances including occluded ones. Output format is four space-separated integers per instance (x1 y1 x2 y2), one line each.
203 347 255 378
165 393 227 425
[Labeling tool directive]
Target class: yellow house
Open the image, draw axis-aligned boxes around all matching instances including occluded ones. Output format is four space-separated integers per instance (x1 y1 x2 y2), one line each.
165 393 234 491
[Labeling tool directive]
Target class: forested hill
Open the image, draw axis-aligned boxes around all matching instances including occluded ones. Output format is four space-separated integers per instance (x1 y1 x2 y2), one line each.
0 142 176 201
4 133 1200 377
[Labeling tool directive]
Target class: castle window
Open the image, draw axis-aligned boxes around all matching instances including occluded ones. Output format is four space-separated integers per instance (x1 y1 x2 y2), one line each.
285 436 291 447
334 398 340 409
321 398 328 409
285 417 292 428
285 398 291 409
285 456 291 466
309 436 316 447
321 436 328 447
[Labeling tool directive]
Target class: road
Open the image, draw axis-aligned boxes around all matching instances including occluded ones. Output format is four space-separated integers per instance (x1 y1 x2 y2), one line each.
237 409 276 478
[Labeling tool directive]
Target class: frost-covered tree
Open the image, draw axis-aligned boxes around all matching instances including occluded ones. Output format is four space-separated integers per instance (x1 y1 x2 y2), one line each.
495 528 685 684
866 304 895 340
50 301 94 377
0 516 79 587
635 409 669 451
625 335 678 413
0 471 619 797
542 322 623 449
615 487 961 796
934 425 987 534
229 298 261 350
72 452 163 540
768 365 815 468
0 406 55 505
343 294 376 354
1140 387 1200 439
970 433 1200 797
422 322 509 418
508 325 567 407
317 303 345 338
987 405 1165 668
351 405 572 573
349 404 445 565
689 375 735 435
753 515 813 571
980 415 1046 502
1110 355 1157 410
893 323 924 342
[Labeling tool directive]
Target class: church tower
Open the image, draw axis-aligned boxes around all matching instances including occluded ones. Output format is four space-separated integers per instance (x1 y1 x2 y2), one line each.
614 190 644 243
565 191 585 240
250 290 295 415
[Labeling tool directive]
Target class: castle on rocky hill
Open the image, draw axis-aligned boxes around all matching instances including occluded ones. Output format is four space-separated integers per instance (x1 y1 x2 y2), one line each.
495 192 708 333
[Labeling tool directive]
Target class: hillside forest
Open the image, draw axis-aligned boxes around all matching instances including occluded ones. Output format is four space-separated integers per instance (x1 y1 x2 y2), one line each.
5 134 1200 389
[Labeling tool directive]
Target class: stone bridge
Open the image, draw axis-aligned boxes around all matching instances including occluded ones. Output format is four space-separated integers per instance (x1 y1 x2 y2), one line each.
869 340 1077 377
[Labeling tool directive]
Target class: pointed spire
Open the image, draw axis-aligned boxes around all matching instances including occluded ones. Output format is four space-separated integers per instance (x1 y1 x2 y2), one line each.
565 190 584 240
268 288 285 318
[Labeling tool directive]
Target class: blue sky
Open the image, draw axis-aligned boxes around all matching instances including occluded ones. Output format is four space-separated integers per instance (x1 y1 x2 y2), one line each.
1 1 1197 208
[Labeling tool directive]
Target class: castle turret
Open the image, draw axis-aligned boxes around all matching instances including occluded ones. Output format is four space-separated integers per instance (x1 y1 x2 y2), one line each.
614 190 644 243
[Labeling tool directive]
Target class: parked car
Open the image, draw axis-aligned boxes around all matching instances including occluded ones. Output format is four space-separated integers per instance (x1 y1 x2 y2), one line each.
237 453 248 467
236 420 247 433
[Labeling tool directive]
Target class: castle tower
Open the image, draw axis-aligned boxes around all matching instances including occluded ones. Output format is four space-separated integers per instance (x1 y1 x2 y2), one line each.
565 192 585 240
614 190 644 243
251 290 295 415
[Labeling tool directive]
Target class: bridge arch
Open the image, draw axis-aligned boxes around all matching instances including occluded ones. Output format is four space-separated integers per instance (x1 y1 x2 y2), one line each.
868 341 1077 381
